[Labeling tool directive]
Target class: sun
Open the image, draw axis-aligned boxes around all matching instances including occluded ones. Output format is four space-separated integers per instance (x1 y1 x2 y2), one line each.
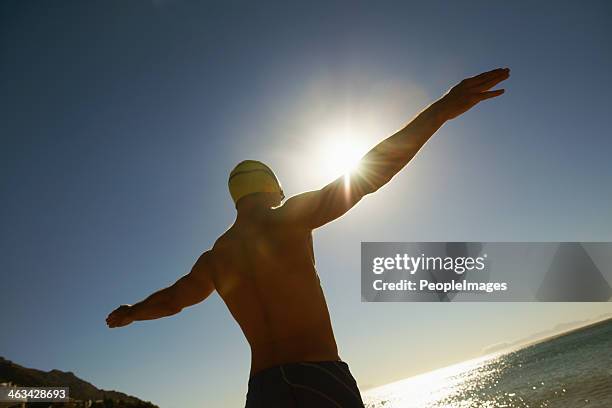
317 137 369 182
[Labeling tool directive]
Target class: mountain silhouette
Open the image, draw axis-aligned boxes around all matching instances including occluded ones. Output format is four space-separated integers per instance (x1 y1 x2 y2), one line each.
0 356 158 407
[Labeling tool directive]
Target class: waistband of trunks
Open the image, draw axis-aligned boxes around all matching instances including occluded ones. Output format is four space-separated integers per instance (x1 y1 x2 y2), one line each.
249 360 351 386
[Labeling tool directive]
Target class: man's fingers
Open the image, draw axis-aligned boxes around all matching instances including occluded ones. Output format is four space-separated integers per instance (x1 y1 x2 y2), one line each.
106 312 119 324
107 318 120 328
478 89 505 100
106 305 133 328
473 71 510 91
467 68 510 88
469 67 507 82
466 68 506 84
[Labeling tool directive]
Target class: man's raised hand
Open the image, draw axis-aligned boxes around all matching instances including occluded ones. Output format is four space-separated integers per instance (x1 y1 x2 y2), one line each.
106 304 135 328
436 67 510 121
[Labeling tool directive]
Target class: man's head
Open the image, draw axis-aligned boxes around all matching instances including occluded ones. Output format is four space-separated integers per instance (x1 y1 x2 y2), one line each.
228 160 285 209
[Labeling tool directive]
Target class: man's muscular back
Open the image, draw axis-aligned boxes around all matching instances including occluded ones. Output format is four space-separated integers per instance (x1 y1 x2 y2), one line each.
105 67 509 390
210 208 339 376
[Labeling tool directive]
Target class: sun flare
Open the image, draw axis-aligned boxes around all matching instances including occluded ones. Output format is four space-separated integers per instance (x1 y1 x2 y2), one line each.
317 137 369 182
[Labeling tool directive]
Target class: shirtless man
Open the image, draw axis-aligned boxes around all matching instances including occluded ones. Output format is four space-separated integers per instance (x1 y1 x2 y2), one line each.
106 68 509 407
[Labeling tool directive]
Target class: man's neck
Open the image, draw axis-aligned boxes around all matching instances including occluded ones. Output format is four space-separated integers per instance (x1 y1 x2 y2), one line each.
235 201 269 223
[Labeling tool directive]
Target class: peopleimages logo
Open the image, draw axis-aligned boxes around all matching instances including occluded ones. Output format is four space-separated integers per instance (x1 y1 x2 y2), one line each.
372 253 488 275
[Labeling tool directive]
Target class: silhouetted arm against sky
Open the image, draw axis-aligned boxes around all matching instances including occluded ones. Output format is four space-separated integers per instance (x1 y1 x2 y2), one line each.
279 68 510 229
106 251 215 328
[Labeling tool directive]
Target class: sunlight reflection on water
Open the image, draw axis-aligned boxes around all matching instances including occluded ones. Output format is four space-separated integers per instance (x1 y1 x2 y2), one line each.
363 319 612 408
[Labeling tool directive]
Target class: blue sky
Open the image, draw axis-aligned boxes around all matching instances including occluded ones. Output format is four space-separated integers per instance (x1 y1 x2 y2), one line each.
1 1 611 407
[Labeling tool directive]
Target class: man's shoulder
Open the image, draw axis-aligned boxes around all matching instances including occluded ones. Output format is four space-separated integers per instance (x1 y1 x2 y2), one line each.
266 190 330 230
208 228 238 260
213 225 237 246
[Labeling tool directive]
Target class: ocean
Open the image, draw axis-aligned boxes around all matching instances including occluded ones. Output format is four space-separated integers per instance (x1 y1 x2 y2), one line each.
363 318 612 408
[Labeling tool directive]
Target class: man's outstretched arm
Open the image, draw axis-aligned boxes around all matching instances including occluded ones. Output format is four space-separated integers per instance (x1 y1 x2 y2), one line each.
279 67 510 229
106 251 215 328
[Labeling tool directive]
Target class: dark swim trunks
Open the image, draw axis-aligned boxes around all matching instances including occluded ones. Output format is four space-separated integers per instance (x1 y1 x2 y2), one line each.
245 360 366 408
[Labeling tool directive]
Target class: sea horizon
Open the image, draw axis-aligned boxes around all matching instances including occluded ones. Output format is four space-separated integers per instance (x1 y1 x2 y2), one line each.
363 316 612 408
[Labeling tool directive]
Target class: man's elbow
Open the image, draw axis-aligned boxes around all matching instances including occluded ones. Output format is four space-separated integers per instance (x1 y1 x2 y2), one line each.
351 166 396 197
168 305 184 315
356 175 392 197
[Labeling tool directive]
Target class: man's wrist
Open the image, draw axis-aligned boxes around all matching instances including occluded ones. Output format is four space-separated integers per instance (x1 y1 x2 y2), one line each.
426 100 450 125
125 304 138 321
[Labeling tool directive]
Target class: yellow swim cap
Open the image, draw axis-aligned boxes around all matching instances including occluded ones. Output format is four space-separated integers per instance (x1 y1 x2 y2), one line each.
228 160 284 205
